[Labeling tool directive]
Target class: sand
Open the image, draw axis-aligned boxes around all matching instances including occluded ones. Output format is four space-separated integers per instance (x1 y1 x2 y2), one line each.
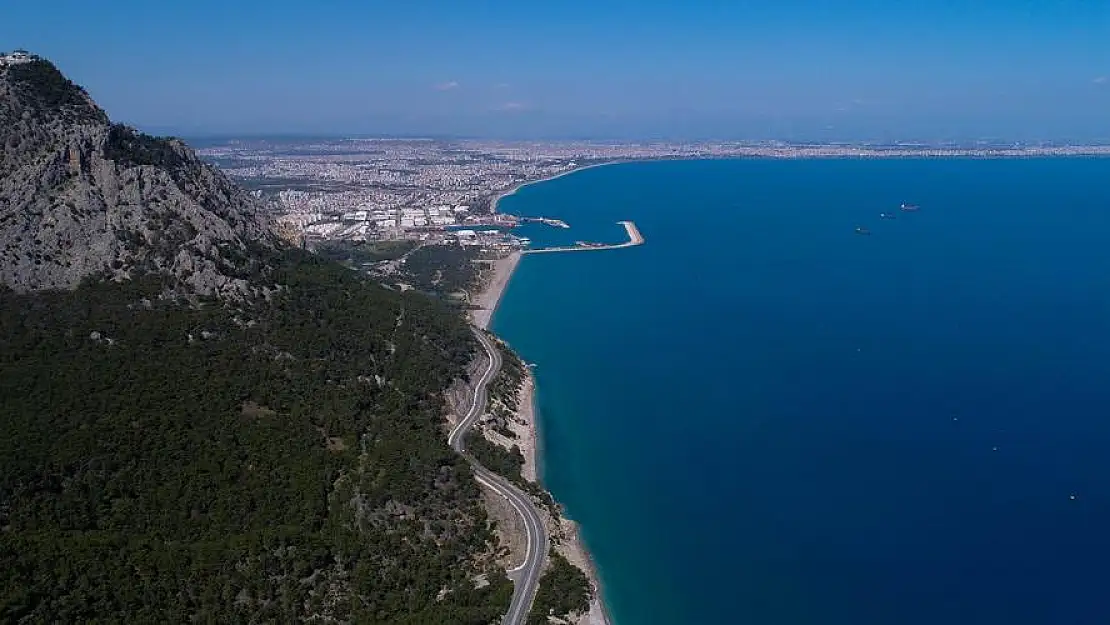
489 160 625 215
470 252 521 330
515 368 611 625
470 170 613 625
469 322 611 625
491 372 537 482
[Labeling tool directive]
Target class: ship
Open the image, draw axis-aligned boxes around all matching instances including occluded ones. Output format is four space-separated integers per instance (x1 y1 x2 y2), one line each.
880 212 896 220
900 203 920 212
855 226 871 235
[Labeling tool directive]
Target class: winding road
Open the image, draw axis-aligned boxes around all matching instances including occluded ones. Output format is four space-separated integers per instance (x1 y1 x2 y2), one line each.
448 328 548 625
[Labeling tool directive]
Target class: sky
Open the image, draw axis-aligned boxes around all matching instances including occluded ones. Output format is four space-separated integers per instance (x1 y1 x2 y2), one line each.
3 0 1109 141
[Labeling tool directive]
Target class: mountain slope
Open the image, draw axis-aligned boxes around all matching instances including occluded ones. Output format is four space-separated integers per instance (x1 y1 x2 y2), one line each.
1 57 511 622
1 58 272 297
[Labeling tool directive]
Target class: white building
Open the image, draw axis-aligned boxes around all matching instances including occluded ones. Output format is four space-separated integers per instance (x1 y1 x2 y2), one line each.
0 49 33 66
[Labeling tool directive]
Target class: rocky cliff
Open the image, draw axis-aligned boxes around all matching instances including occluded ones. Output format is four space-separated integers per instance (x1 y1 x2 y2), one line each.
0 58 275 298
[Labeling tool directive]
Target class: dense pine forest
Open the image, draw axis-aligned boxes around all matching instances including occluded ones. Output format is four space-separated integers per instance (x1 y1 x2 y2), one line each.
0 251 513 623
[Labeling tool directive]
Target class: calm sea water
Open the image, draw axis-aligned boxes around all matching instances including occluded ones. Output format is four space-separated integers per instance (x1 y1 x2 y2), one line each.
492 159 1110 625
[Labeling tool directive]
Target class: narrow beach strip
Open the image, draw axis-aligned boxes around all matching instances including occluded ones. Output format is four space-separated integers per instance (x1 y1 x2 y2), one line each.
471 251 521 330
473 177 644 625
490 160 627 214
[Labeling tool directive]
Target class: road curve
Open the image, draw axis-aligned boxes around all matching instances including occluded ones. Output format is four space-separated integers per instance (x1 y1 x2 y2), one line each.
449 328 548 625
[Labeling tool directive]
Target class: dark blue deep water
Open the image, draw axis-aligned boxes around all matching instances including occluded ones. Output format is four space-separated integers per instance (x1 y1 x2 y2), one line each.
492 159 1110 625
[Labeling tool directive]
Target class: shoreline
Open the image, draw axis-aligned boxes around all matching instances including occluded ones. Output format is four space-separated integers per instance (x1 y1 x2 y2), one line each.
482 149 1110 220
471 278 613 624
475 165 616 625
513 367 611 625
489 160 630 215
517 368 611 625
475 161 634 329
471 251 521 330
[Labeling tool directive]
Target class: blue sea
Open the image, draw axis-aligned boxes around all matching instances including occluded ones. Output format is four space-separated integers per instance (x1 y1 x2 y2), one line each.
492 159 1110 625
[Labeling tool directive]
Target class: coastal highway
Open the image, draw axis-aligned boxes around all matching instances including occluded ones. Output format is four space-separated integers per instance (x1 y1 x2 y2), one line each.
448 328 548 625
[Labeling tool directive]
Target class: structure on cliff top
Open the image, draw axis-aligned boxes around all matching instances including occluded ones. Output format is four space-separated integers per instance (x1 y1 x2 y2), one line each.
0 49 34 66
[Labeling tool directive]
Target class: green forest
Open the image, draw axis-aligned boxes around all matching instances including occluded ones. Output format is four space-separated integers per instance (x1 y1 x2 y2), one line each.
0 251 513 623
314 239 417 267
401 243 483 297
527 553 591 625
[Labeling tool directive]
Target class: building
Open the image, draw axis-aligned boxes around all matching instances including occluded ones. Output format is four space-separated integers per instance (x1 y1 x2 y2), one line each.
0 49 33 66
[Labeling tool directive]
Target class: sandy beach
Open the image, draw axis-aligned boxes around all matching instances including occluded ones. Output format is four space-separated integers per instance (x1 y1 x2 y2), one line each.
493 372 538 482
489 160 626 215
465 349 610 624
472 167 614 625
512 368 611 625
555 517 610 625
471 251 521 330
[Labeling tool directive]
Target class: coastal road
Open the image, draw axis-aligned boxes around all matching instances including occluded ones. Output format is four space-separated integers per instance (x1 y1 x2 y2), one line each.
449 328 548 625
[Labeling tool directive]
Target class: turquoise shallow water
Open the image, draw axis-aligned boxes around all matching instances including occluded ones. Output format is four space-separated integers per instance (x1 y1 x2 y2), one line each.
492 159 1110 625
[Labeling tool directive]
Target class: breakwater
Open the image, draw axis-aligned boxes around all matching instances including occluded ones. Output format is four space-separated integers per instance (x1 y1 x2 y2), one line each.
521 221 643 255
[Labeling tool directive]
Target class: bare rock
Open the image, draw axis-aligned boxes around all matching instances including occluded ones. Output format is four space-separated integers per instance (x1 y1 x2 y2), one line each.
1 57 277 299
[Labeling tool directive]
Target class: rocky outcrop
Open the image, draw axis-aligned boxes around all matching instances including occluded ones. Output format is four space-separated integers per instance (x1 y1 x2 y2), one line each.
0 58 276 298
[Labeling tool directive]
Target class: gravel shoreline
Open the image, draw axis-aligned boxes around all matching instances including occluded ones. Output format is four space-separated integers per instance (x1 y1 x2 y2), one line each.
470 251 612 625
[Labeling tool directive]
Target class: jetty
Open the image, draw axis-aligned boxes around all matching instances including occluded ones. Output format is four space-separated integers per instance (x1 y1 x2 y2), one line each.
520 216 570 229
522 221 643 255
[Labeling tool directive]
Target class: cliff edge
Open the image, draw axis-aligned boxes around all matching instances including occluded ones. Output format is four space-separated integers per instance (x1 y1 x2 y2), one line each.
0 56 274 298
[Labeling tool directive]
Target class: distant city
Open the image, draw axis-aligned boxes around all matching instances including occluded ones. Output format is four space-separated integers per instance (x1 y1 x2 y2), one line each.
197 138 1110 250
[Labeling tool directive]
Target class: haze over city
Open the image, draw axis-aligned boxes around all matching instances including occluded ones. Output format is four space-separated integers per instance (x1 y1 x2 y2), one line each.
4 0 1108 142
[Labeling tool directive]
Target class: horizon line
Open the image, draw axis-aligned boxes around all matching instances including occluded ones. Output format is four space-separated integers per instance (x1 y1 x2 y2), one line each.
177 133 1110 148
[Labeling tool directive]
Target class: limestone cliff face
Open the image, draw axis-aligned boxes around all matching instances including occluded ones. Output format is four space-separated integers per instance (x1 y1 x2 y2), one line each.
0 58 276 298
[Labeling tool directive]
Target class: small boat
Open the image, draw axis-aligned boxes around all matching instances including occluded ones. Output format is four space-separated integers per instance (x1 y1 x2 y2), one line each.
880 212 896 220
855 226 871 235
900 203 920 212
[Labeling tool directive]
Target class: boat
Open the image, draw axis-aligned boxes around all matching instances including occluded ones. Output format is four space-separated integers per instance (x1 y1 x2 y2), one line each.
880 212 896 220
900 203 920 212
855 226 871 235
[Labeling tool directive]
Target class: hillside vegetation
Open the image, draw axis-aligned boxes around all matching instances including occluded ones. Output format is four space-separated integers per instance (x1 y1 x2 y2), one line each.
0 239 511 623
1 55 526 624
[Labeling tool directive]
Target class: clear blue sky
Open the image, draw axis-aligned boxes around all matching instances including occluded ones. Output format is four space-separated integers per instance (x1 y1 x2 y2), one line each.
4 0 1108 141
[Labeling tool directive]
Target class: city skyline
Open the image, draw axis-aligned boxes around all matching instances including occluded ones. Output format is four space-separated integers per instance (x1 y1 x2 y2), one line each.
4 0 1109 141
